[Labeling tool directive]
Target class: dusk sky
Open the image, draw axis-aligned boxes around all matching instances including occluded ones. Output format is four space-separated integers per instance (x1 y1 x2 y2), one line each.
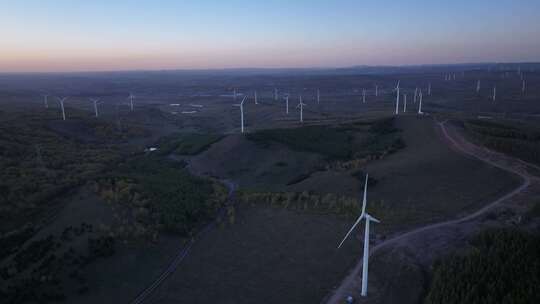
1 0 540 72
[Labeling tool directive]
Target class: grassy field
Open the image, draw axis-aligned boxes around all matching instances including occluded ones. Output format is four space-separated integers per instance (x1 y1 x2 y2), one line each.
149 205 362 304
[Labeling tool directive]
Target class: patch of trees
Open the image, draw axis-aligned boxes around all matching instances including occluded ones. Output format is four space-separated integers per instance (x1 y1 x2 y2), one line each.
238 190 361 217
464 119 540 165
0 225 35 260
96 156 228 236
425 229 540 304
156 132 223 156
246 117 404 161
0 113 123 229
0 223 115 303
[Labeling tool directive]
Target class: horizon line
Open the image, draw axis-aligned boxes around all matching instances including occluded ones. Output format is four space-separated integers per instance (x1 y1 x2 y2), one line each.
1 61 537 75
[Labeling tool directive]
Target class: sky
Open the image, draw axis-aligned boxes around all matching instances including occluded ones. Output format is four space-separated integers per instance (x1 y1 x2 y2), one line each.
1 0 540 72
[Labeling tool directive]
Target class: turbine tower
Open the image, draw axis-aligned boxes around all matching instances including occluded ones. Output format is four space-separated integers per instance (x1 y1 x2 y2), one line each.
375 85 378 97
128 93 135 111
285 94 290 115
403 93 407 112
418 90 424 115
254 91 258 105
476 80 481 93
43 94 49 108
317 89 320 104
413 87 418 104
57 97 68 120
522 80 526 94
90 98 100 118
428 83 431 96
274 88 278 101
233 96 247 134
337 174 380 297
394 81 400 115
297 95 306 123
492 86 497 102
362 89 366 104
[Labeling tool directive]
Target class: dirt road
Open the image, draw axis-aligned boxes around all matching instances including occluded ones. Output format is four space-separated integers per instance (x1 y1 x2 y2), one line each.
324 119 538 304
129 169 237 304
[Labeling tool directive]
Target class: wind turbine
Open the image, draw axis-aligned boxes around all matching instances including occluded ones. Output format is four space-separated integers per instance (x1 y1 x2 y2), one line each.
274 88 278 101
254 90 258 105
522 80 526 94
476 80 481 93
89 98 100 118
297 95 306 123
128 93 135 111
57 97 68 120
233 96 246 133
285 94 290 115
492 86 497 102
337 173 380 297
233 89 237 102
418 90 424 115
42 94 49 108
413 87 418 104
403 93 407 112
362 89 366 104
428 83 432 96
394 81 400 115
375 85 378 97
317 89 320 104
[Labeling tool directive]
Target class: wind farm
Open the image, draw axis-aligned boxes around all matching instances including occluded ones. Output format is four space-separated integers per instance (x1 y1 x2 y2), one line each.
1 1 540 304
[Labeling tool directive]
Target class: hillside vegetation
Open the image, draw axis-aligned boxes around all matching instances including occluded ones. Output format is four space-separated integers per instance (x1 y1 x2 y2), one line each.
463 119 540 165
425 229 540 304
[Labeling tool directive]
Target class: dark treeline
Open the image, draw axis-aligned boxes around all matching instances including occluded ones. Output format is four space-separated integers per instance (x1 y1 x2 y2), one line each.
425 229 540 304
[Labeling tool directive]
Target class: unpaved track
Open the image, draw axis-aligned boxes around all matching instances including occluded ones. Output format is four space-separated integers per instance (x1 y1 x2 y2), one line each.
130 176 236 304
324 119 538 304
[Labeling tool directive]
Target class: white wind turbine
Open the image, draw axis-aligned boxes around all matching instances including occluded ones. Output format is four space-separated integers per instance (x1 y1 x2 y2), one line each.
522 80 526 94
375 85 378 97
89 98 101 118
42 94 50 108
128 93 135 111
403 93 407 112
476 80 481 93
337 173 380 297
362 89 366 104
317 89 320 104
297 95 306 123
254 90 258 105
428 83 431 96
413 87 418 104
57 97 68 120
492 86 497 102
418 90 424 115
274 88 278 101
233 96 247 134
394 81 400 115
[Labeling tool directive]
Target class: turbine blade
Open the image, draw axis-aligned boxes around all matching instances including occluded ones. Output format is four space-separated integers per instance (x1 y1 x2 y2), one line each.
362 173 368 215
337 214 364 248
367 214 381 223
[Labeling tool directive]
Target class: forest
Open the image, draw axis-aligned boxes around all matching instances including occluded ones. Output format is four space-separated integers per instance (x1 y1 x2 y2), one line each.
425 228 540 304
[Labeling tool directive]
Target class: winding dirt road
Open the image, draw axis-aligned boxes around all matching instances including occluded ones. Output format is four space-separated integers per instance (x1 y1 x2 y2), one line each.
324 119 538 304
